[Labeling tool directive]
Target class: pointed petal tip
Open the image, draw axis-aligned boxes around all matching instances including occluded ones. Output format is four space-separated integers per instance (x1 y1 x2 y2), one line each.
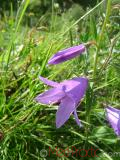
48 58 54 65
47 61 53 65
34 97 38 102
79 123 83 128
56 123 61 129
39 76 59 87
56 119 63 128
73 109 83 127
39 75 45 82
39 75 42 79
47 61 51 65
34 96 41 103
106 107 109 112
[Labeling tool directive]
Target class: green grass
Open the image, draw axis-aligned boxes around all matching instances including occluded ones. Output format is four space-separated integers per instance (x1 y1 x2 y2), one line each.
0 0 120 159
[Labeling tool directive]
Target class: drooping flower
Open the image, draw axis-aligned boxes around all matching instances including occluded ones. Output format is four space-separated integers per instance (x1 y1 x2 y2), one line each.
106 106 120 136
35 76 88 128
48 44 86 65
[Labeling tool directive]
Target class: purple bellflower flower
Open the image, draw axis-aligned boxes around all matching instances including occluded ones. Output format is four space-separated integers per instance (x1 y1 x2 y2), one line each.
106 106 120 136
48 44 86 65
35 76 88 128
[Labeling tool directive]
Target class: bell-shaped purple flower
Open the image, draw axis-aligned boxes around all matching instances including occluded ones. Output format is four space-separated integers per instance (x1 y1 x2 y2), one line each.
106 106 120 136
35 76 88 128
48 44 86 65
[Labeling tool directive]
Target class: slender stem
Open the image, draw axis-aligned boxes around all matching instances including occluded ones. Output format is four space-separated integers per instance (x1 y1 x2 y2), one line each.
51 0 54 32
69 29 73 46
62 0 105 36
98 33 120 78
5 0 30 72
93 0 111 79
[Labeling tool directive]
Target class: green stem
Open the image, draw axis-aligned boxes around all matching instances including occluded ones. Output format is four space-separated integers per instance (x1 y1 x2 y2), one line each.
5 0 30 72
93 0 111 79
98 33 120 78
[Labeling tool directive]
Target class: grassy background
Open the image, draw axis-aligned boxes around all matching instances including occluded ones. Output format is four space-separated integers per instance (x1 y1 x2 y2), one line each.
0 0 120 159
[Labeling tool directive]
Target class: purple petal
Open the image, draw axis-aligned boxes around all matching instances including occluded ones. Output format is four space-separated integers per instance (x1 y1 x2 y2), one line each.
39 76 59 87
73 109 82 127
107 106 120 113
56 96 76 128
35 87 65 105
106 106 120 136
118 118 120 134
61 77 88 105
48 44 85 65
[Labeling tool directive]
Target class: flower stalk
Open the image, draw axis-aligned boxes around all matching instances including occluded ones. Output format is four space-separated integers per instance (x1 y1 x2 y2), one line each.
93 0 111 79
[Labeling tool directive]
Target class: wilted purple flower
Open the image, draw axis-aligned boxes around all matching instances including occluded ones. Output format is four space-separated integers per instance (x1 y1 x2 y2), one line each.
35 76 88 128
48 44 86 65
106 106 120 136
